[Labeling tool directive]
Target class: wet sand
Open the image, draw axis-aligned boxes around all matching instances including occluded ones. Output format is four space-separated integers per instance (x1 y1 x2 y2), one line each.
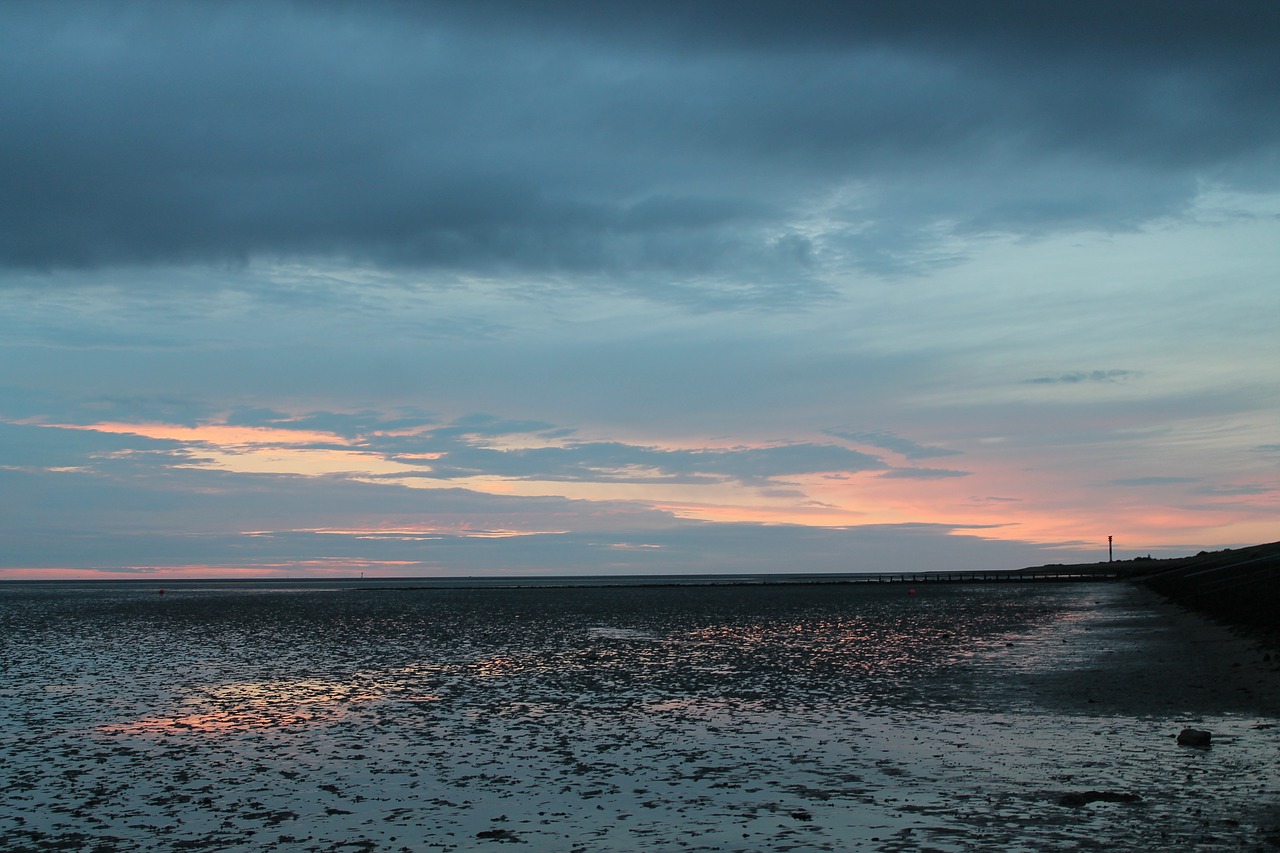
2 581 1278 851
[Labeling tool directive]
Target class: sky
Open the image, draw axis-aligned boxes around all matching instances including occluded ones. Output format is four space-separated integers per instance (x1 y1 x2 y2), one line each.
1 1 1278 579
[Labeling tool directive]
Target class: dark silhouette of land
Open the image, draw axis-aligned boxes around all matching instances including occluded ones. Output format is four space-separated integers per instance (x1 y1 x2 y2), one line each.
1023 540 1280 631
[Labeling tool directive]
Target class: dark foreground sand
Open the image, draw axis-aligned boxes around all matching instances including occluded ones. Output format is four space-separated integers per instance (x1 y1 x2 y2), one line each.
2 581 1278 851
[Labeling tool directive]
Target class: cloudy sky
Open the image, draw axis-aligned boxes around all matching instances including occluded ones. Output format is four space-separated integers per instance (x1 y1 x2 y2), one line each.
2 1 1277 578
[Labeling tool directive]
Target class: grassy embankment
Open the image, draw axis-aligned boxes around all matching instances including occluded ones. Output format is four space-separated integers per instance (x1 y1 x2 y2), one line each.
1025 540 1280 631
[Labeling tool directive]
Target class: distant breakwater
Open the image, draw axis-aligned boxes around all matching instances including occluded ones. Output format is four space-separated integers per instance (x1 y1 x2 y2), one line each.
792 568 1125 584
357 566 1126 593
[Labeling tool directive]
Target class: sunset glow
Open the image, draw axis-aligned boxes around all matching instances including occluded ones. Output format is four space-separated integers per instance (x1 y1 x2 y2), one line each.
1 3 1276 576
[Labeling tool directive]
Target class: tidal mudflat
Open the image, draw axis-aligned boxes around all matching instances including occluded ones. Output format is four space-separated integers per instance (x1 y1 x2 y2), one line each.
2 580 1278 851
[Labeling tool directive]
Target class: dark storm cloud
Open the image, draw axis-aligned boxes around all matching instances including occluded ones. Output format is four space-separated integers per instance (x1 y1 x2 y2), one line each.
1 1 1276 288
413 1 1278 61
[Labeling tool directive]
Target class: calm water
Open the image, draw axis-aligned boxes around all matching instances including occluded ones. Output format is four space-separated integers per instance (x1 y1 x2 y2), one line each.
2 581 1277 851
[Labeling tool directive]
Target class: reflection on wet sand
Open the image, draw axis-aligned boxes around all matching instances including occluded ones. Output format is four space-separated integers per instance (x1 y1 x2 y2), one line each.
101 680 384 734
2 581 1278 851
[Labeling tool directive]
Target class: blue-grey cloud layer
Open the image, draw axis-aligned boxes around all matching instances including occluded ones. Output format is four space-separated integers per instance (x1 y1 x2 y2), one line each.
0 414 889 488
0 418 1070 573
2 1 1276 290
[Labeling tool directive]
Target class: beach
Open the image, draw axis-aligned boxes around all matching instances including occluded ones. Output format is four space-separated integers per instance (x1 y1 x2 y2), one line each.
2 580 1278 851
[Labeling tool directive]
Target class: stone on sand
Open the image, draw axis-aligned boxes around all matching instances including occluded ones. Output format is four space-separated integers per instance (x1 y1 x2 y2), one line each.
1177 728 1212 747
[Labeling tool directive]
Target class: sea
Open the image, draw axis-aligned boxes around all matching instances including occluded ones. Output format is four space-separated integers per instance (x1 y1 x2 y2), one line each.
2 578 1278 851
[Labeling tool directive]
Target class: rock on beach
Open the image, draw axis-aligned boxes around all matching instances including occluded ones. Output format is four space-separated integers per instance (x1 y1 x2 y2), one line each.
1177 728 1213 747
